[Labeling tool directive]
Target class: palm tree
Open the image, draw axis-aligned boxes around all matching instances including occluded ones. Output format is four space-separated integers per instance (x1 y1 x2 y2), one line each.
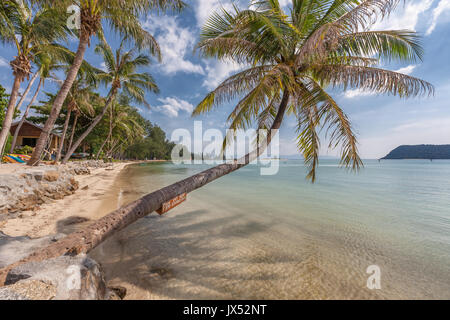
0 0 435 278
0 0 69 155
96 97 145 159
54 78 96 162
28 0 185 165
14 72 40 116
194 0 434 181
61 40 159 164
105 114 145 159
10 53 63 152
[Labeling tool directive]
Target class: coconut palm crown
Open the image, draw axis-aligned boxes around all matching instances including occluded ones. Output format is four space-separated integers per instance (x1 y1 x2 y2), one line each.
95 40 160 106
0 0 72 154
32 0 186 56
27 0 185 164
194 0 434 181
61 39 159 164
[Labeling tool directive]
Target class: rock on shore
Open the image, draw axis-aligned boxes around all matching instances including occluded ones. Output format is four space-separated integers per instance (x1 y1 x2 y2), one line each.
0 161 121 300
0 232 118 300
0 231 65 268
1 255 109 300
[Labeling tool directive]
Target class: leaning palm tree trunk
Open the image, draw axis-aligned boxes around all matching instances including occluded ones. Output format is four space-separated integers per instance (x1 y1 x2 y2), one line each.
106 139 120 158
28 37 90 165
0 76 22 156
67 112 79 154
54 108 72 163
110 140 126 159
0 92 289 285
96 108 114 160
10 78 43 153
14 71 39 113
96 131 112 160
62 93 116 164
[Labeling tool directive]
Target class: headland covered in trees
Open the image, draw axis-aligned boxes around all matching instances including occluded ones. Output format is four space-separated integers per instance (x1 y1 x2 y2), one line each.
382 145 450 160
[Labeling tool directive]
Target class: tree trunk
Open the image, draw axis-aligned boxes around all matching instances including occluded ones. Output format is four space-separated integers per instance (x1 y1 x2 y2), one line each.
111 141 125 157
67 112 79 153
0 92 290 285
27 35 90 165
55 108 72 163
0 76 22 156
14 71 39 113
106 139 119 158
96 107 114 160
96 131 112 160
62 92 116 164
10 78 43 153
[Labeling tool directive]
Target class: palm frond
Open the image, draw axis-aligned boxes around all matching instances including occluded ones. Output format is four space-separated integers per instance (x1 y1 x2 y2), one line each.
339 30 424 63
296 104 321 182
313 64 434 97
194 0 433 182
193 65 272 116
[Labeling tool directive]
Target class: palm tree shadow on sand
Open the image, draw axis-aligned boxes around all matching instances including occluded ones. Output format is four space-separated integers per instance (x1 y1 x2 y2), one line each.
87 207 382 300
88 208 298 299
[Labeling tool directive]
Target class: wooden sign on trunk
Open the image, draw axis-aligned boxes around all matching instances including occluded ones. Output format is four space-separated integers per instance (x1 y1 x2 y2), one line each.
156 193 187 215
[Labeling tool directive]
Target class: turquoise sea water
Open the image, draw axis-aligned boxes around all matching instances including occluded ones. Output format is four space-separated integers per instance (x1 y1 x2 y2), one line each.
92 160 450 299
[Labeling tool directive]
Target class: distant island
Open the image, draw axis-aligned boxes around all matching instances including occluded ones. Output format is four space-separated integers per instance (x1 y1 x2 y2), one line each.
382 145 450 160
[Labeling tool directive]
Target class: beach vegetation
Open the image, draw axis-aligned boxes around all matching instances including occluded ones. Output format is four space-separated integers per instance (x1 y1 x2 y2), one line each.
0 0 71 156
61 39 159 163
27 0 185 165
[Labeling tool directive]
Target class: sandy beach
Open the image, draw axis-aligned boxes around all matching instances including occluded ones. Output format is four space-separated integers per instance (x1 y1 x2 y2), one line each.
0 162 130 238
2 161 450 300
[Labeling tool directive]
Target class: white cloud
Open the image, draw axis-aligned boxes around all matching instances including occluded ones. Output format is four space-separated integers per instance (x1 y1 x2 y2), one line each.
344 89 377 99
195 0 239 28
372 0 434 31
427 0 450 35
142 15 204 75
100 62 107 72
0 56 9 68
195 0 220 27
395 65 417 75
154 97 194 117
279 0 290 6
202 59 243 90
372 0 450 36
191 1 246 90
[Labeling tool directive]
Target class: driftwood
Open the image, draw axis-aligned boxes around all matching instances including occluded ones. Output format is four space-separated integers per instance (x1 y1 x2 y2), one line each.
0 91 290 286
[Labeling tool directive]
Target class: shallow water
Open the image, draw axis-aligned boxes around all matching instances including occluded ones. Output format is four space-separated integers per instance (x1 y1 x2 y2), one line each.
90 160 450 299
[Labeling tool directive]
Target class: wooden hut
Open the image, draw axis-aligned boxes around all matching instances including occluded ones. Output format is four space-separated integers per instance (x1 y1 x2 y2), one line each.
10 120 61 151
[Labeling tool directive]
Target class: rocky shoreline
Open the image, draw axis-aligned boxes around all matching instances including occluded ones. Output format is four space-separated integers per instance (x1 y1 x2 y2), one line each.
0 161 112 217
0 231 121 300
0 161 128 300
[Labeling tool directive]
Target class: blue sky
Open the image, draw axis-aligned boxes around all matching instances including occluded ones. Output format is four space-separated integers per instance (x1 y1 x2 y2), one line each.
1 0 450 159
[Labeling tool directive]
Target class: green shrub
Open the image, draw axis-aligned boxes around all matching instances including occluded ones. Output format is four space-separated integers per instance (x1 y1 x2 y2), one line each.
14 145 34 155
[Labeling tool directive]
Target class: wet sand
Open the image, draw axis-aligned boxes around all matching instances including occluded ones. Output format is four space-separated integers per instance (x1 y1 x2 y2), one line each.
89 164 380 300
89 162 450 300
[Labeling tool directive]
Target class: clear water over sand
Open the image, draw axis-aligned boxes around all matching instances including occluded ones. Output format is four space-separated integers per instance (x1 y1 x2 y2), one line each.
91 160 450 299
